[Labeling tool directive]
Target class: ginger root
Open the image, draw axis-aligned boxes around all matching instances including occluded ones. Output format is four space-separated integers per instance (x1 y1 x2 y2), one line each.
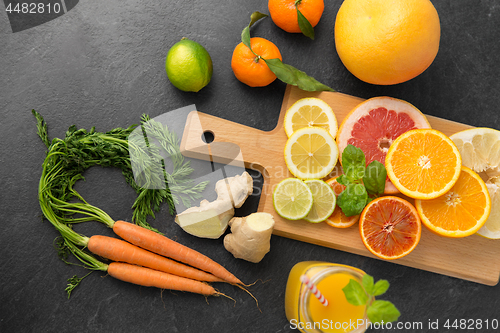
215 171 253 208
175 171 253 239
223 212 275 263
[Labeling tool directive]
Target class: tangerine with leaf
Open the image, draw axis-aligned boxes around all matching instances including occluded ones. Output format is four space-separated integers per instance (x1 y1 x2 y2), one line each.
231 37 283 87
269 0 324 37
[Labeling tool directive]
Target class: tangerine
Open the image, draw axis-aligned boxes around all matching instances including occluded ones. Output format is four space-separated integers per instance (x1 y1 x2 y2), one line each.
268 0 324 33
231 37 282 87
334 0 440 85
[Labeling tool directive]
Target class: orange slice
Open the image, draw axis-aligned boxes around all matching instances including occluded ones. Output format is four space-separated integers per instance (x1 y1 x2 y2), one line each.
385 129 462 199
450 128 500 239
324 177 359 228
359 196 421 260
415 166 491 238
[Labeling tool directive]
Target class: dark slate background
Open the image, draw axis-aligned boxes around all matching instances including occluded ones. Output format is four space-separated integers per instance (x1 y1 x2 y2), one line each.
1 1 499 332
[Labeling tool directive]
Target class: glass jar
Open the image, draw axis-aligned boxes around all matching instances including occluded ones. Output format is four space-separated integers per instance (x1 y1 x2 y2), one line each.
285 261 369 333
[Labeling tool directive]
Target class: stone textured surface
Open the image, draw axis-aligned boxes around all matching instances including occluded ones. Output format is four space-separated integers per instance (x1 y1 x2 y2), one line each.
1 1 499 332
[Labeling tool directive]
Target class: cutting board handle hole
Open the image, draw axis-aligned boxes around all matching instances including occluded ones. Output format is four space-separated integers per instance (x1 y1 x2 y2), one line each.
201 131 214 144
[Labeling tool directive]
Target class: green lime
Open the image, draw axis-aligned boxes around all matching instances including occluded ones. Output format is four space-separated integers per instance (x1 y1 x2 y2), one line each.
304 179 336 223
273 178 313 220
165 38 213 92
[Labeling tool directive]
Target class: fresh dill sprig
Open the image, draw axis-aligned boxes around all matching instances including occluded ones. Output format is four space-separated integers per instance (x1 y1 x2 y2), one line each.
33 111 207 231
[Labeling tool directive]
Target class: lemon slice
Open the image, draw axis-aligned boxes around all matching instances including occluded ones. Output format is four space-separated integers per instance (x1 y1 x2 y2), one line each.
273 178 313 220
304 179 336 223
284 127 339 180
284 98 338 138
450 128 500 239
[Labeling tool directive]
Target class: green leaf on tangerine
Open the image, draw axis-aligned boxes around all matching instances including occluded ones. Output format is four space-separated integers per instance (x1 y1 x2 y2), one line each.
263 58 334 92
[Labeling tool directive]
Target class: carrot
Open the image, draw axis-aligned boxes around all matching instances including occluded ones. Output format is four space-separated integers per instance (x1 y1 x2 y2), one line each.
107 262 219 296
88 235 223 283
112 220 242 285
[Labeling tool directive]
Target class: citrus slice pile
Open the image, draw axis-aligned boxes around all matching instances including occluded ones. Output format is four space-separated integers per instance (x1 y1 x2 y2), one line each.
303 179 336 223
336 97 431 193
415 166 491 238
385 129 462 199
359 196 422 260
284 98 338 138
450 128 500 239
284 127 338 179
273 178 313 220
324 177 359 228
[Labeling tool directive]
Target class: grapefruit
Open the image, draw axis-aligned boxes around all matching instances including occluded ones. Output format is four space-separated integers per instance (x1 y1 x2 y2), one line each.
336 97 431 193
334 0 440 85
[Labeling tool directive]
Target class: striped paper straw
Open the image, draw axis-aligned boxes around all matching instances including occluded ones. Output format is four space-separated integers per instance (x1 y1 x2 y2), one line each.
300 274 328 306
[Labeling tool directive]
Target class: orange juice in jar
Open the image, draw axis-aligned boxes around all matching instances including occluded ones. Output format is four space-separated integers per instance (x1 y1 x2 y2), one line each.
285 261 369 333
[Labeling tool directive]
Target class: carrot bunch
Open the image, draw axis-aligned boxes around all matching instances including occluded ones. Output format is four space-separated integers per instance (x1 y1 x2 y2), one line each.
54 219 241 298
33 111 245 300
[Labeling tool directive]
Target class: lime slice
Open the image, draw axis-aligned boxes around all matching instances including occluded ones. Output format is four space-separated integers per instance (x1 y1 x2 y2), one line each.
273 178 313 220
304 179 336 223
284 126 339 179
284 97 338 138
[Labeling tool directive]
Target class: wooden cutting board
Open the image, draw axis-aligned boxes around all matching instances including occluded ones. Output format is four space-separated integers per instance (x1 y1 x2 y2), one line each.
180 84 500 286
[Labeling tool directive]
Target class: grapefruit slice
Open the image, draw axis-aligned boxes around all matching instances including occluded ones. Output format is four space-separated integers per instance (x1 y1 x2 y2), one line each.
337 97 431 193
359 196 422 260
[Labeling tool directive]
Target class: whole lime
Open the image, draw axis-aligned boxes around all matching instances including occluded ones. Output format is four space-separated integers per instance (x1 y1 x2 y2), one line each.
165 38 213 92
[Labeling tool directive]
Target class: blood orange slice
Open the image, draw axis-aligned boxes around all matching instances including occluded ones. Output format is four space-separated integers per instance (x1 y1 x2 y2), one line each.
337 97 431 193
324 177 359 228
359 196 421 260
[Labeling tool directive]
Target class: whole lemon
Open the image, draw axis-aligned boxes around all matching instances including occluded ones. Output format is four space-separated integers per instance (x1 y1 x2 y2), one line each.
334 0 440 85
165 38 213 92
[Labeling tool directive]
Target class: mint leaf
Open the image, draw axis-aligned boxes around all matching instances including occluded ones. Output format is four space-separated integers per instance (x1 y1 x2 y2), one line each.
373 279 390 296
263 58 334 92
342 279 368 306
367 300 401 323
363 160 387 195
336 174 351 187
362 274 375 295
296 8 314 40
342 144 366 181
337 184 367 216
